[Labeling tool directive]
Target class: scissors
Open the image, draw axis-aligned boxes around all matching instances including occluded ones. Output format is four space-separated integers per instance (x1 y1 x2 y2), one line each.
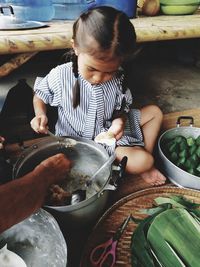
89 214 131 267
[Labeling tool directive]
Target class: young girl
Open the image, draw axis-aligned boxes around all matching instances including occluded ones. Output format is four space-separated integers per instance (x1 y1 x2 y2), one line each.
30 6 166 185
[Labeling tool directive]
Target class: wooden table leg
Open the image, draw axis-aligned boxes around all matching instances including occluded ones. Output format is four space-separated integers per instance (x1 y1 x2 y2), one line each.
0 52 38 77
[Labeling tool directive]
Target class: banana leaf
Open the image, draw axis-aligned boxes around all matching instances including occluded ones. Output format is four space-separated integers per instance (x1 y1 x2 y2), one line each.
147 208 200 267
130 196 200 267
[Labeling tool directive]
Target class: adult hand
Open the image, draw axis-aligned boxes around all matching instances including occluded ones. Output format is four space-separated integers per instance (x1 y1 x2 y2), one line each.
30 114 49 134
35 153 72 185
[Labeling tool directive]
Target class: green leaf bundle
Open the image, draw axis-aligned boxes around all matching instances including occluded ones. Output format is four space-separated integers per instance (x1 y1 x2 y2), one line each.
130 195 200 267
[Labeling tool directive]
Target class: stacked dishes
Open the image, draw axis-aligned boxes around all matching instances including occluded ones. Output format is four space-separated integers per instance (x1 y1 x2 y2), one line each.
160 0 200 15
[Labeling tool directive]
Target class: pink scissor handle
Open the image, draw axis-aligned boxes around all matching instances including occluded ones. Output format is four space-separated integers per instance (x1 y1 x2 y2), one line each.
98 240 117 267
90 238 117 267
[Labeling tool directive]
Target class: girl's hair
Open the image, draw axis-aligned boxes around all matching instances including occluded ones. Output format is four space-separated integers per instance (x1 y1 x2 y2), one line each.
71 6 137 108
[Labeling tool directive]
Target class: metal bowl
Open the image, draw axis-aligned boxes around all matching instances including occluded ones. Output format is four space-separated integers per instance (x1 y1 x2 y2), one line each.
0 209 67 267
158 116 200 189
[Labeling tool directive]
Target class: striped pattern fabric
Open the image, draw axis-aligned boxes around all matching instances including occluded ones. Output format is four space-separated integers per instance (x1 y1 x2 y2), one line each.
34 62 144 153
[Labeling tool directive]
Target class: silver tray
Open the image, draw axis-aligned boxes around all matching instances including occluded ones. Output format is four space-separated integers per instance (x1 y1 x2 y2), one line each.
0 20 47 30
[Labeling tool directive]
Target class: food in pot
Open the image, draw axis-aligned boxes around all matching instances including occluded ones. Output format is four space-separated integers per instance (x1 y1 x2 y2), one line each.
0 244 27 267
162 135 200 176
46 184 71 206
45 172 93 206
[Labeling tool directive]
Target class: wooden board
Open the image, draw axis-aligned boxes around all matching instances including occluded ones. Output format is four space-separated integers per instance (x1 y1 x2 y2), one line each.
1 11 200 54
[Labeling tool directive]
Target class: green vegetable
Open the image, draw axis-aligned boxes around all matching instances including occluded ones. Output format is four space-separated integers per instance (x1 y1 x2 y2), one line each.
195 135 200 146
187 167 195 175
176 157 186 167
187 137 195 147
189 144 197 155
168 142 178 153
169 151 178 163
196 164 200 173
184 156 198 171
163 135 200 177
179 140 188 151
174 135 186 144
178 149 187 159
196 146 200 157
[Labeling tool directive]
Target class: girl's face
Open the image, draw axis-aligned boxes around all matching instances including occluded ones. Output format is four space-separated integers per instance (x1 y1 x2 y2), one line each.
77 52 121 85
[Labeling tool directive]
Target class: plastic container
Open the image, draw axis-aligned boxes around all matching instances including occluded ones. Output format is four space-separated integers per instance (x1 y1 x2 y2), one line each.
4 0 55 21
89 0 138 18
52 0 90 20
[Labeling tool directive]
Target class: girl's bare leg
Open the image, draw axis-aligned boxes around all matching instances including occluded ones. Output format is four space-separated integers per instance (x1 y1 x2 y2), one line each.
115 105 166 185
139 105 166 184
140 105 163 154
116 145 166 185
116 146 153 174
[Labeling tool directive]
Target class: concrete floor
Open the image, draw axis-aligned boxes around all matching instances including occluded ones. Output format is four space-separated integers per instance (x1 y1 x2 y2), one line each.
128 38 200 113
1 39 200 115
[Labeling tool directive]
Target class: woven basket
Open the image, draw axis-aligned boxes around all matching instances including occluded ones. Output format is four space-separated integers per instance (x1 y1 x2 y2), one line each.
81 186 200 267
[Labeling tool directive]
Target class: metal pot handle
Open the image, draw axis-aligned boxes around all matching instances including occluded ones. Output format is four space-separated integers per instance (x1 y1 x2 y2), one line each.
102 156 127 188
0 5 14 16
98 156 127 197
176 116 194 127
112 156 127 187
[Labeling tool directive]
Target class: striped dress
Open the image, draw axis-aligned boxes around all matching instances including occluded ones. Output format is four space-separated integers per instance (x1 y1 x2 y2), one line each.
34 62 144 152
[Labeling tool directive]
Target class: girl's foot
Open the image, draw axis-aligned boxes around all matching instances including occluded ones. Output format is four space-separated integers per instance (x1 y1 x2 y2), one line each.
140 166 166 186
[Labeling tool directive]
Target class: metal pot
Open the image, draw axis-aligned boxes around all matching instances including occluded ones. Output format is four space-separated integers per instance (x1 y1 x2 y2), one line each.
0 5 47 30
158 116 200 189
13 136 126 227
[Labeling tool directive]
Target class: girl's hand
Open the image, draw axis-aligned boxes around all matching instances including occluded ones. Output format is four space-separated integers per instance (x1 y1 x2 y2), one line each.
30 114 48 134
109 117 125 140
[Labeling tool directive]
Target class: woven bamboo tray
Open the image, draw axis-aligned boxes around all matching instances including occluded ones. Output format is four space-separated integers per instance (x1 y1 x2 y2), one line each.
81 186 200 267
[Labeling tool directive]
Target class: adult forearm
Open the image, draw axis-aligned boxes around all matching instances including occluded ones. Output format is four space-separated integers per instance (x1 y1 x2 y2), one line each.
0 167 50 234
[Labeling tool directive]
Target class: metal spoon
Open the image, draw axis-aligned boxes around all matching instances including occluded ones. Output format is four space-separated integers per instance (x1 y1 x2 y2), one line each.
86 153 116 187
70 154 116 205
47 129 58 139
